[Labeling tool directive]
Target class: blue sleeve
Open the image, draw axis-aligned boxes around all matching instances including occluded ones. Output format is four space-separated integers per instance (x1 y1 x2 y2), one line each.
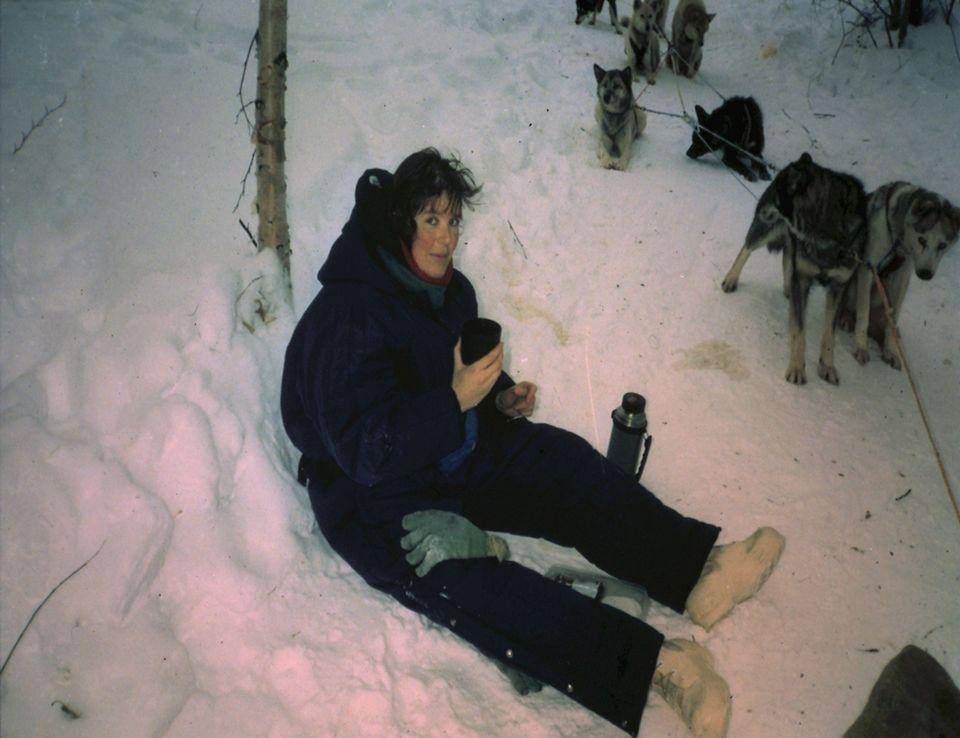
300 297 465 487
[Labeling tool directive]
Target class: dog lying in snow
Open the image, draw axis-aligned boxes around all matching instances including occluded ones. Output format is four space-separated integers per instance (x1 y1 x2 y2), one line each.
593 64 647 170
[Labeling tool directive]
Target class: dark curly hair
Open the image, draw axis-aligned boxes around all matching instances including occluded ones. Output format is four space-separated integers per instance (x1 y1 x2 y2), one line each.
390 148 482 247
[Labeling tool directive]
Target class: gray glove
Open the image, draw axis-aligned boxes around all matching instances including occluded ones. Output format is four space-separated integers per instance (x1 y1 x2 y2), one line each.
400 510 510 577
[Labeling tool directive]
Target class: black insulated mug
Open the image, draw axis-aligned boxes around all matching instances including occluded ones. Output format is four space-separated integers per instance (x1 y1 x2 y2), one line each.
606 392 653 481
460 318 501 364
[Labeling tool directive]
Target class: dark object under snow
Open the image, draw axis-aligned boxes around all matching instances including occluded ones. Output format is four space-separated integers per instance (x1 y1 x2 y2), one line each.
841 644 960 738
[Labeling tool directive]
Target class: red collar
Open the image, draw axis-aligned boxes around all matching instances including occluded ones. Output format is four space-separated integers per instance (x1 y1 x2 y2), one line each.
400 241 453 286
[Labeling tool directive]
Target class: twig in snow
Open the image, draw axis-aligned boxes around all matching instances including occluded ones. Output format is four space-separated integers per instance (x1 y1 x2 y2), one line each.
51 701 81 720
922 623 944 639
895 488 912 501
239 218 258 249
0 540 105 677
194 2 203 30
781 107 820 150
233 149 256 213
12 95 67 155
506 220 528 259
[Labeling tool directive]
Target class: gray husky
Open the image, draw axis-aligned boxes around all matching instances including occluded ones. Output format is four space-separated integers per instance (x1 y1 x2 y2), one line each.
667 0 715 78
576 0 621 33
721 153 868 385
624 1 661 84
842 182 960 369
686 97 770 182
593 64 647 170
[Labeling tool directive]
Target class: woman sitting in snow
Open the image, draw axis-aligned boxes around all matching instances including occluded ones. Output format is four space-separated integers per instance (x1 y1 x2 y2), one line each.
280 147 785 738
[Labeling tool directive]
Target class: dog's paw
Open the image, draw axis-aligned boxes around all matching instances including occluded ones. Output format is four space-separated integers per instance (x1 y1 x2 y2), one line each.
785 365 807 385
853 347 870 366
882 347 902 370
720 275 739 293
757 168 772 181
743 169 758 183
817 360 840 385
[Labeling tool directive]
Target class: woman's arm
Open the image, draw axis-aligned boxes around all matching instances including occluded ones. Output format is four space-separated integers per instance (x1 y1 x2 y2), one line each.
299 298 466 487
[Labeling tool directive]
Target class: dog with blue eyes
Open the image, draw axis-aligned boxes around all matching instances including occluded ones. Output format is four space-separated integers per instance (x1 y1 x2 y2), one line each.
842 182 959 370
576 0 622 33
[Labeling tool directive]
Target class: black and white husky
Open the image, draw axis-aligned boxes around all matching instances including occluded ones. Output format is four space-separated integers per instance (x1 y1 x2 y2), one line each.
624 1 661 84
843 182 960 369
593 64 647 170
686 97 770 182
721 153 868 385
576 0 621 33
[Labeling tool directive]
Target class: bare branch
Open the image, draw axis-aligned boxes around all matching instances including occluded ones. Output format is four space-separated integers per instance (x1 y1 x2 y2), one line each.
233 149 256 213
12 95 67 155
239 218 258 249
237 31 258 134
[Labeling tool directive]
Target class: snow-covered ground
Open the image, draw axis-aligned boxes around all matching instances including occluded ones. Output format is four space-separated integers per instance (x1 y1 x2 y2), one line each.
1 1 957 736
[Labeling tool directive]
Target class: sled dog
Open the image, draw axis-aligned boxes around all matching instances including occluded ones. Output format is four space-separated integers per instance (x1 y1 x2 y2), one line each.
843 182 960 369
593 64 647 170
721 152 868 385
686 97 771 182
624 1 661 84
576 0 621 33
666 0 714 78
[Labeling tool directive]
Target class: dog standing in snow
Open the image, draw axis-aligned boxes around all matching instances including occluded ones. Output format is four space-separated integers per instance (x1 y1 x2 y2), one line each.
842 182 959 369
666 0 715 78
593 64 647 170
721 152 868 385
685 97 770 182
576 0 621 33
624 1 661 84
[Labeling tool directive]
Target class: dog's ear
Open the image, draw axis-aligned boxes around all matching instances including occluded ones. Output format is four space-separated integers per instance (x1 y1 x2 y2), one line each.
695 105 708 123
621 66 633 84
910 195 938 225
799 152 813 164
706 12 716 23
593 63 606 83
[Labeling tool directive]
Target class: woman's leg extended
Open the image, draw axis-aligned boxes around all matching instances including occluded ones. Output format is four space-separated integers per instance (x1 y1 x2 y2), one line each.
462 421 720 612
311 484 662 735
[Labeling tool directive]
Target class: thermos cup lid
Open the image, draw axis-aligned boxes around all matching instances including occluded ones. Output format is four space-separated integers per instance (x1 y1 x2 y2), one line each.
621 392 646 413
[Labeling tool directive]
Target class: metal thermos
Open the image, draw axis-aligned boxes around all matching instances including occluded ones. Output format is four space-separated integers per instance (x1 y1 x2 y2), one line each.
606 392 653 480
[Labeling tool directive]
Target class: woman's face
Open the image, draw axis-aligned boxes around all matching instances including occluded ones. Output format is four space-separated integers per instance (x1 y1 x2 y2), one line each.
410 195 461 278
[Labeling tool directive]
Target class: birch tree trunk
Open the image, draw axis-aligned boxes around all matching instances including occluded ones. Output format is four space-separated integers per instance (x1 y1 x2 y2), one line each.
255 0 290 292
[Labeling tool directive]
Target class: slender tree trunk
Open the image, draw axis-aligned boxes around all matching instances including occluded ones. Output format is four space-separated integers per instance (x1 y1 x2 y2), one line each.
906 0 923 25
255 0 290 291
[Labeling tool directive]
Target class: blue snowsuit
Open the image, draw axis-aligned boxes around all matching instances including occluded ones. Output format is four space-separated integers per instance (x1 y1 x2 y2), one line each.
281 169 720 735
